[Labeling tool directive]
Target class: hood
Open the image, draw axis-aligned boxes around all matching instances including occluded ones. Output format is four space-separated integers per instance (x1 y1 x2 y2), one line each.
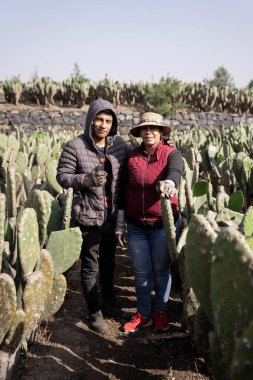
84 99 118 141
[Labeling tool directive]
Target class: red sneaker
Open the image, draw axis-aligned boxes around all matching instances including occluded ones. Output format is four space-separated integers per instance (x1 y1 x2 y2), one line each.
154 311 169 331
123 312 152 332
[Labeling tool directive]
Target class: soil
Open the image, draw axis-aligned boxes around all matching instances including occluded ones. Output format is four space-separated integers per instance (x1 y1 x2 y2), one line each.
11 246 210 380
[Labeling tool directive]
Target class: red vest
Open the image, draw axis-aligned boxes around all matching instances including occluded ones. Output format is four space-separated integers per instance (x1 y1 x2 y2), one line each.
126 140 179 222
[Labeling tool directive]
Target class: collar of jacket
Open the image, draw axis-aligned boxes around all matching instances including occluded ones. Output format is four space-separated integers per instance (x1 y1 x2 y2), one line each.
85 134 115 151
140 139 164 159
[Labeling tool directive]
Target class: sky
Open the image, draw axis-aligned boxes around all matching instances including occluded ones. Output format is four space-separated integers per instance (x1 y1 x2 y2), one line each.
1 0 252 88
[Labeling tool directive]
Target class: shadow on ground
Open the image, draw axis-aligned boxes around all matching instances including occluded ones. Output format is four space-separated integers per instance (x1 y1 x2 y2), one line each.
11 249 209 380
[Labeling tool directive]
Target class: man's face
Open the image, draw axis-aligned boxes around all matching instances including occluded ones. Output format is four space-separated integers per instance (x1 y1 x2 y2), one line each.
92 112 113 141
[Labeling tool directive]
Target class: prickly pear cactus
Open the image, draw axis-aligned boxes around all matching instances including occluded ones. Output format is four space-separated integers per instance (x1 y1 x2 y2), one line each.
228 191 244 213
0 193 6 271
26 189 62 247
240 206 253 237
15 151 29 174
47 227 82 277
45 159 63 195
209 331 224 380
160 196 177 267
0 274 17 346
6 165 16 219
230 319 253 380
216 189 229 213
35 144 50 166
1 309 26 353
185 214 217 322
17 208 40 279
22 271 46 328
215 208 244 227
41 274 67 320
211 227 253 369
39 249 54 298
1 271 46 353
62 188 73 230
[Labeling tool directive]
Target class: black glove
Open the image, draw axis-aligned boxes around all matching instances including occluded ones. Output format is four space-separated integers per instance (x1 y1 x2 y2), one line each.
115 210 127 248
86 165 107 187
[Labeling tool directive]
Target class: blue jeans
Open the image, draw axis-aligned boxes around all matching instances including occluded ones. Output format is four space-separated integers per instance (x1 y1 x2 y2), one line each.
127 222 173 318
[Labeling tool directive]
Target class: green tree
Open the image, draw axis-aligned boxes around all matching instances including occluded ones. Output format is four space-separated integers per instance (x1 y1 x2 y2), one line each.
71 62 90 83
247 79 253 89
205 66 234 87
145 76 183 116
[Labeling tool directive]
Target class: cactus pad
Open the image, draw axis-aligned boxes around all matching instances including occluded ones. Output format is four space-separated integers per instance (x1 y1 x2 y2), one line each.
0 273 17 346
47 227 82 277
17 208 40 279
230 320 253 380
45 159 63 195
42 274 67 320
211 227 253 368
39 249 54 297
185 214 217 322
241 206 253 238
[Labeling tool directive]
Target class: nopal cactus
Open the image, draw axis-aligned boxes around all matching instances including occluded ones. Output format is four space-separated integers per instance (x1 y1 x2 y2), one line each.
185 214 217 323
0 274 17 346
47 227 82 277
17 208 40 280
211 227 253 370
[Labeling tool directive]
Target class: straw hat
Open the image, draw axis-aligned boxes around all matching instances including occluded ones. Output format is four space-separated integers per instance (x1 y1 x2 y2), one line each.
130 112 171 138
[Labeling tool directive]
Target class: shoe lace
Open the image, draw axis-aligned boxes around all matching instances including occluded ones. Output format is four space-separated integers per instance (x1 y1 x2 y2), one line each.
131 312 141 322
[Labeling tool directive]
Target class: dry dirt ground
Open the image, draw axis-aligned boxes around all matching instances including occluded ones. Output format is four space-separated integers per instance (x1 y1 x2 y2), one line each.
11 247 210 380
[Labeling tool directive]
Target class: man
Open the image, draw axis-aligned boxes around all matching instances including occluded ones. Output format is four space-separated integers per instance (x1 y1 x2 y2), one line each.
57 99 131 334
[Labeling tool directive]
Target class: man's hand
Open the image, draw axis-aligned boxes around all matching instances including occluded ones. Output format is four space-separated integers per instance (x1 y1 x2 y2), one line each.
115 210 127 248
156 180 177 198
88 165 107 187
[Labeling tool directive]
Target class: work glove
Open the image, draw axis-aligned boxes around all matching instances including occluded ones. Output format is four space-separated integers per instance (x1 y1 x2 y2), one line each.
86 165 107 187
156 180 177 198
115 210 127 248
164 133 176 148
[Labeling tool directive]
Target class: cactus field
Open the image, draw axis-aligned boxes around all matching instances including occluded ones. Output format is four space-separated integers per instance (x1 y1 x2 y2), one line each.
0 104 253 379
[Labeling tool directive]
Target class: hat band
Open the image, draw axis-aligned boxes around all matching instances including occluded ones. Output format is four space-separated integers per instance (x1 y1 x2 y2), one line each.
139 117 163 124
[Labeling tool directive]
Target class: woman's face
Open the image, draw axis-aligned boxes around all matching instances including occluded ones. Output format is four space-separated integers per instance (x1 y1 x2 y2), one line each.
140 125 162 149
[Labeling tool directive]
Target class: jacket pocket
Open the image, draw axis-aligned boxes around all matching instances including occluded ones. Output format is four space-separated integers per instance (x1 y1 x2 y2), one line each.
72 193 104 226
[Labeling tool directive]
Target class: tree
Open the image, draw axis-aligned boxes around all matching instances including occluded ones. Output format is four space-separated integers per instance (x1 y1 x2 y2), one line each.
71 62 89 83
72 62 81 78
248 80 253 89
204 66 234 88
144 75 183 116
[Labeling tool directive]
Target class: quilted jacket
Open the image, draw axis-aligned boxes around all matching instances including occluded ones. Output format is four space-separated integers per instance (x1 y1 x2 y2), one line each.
56 99 132 227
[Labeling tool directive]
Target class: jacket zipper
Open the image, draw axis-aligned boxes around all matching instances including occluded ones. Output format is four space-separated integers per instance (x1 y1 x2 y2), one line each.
105 144 114 217
141 154 150 221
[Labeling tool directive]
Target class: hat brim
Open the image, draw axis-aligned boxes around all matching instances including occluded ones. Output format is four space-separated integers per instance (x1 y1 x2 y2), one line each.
130 122 171 138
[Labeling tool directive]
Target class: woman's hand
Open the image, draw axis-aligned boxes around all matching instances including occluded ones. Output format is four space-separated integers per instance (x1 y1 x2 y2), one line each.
156 180 177 198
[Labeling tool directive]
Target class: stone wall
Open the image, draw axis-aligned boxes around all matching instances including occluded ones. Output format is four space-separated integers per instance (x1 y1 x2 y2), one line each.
0 106 253 141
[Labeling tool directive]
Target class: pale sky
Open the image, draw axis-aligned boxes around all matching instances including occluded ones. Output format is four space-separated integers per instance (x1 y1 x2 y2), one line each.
1 0 252 88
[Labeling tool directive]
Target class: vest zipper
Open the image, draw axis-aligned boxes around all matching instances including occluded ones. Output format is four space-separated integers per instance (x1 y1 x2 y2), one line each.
141 154 150 221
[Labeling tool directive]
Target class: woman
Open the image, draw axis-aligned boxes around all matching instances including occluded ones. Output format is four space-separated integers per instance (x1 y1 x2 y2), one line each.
123 112 183 333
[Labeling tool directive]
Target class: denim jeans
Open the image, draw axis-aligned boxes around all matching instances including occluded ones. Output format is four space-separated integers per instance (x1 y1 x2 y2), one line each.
127 222 177 318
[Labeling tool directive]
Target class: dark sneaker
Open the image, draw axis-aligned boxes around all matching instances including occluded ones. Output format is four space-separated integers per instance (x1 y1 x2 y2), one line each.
153 311 169 332
123 312 152 332
89 311 109 334
102 296 123 318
